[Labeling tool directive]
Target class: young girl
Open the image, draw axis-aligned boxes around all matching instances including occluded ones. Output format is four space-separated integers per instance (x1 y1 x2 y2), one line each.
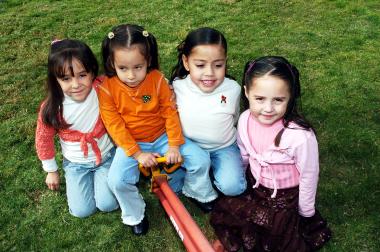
170 27 246 197
35 39 118 218
210 56 332 252
98 24 218 235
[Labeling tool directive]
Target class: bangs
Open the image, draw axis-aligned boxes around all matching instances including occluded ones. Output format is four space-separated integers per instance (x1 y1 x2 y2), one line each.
53 52 75 79
52 49 91 79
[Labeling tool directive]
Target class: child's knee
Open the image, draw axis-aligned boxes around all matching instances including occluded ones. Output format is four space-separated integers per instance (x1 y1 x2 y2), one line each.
215 178 246 196
69 205 97 218
97 199 119 213
220 185 245 196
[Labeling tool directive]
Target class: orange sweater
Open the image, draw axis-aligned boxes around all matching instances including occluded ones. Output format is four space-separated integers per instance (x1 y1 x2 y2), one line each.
98 70 184 156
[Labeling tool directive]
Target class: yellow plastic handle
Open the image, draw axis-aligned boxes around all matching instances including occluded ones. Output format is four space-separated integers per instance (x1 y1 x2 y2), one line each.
138 157 182 176
138 163 151 177
160 157 182 173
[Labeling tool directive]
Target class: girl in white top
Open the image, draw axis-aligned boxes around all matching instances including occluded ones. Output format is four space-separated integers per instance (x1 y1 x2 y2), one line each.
35 39 118 218
170 27 246 197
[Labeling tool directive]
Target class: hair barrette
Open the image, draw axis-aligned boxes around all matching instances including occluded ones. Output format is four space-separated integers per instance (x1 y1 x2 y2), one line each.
108 32 115 39
142 30 149 37
51 38 62 45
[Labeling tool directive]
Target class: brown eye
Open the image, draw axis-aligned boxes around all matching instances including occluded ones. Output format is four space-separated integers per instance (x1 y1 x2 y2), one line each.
274 98 285 104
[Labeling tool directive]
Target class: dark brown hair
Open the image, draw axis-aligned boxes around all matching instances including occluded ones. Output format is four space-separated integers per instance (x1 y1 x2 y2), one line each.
42 39 98 129
242 56 315 146
101 24 159 77
170 27 234 83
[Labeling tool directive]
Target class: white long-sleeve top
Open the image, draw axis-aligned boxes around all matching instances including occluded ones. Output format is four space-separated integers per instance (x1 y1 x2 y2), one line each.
172 75 240 151
35 88 114 172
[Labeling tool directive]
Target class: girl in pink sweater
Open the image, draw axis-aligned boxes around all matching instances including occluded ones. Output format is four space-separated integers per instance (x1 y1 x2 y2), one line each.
35 39 118 218
210 56 331 252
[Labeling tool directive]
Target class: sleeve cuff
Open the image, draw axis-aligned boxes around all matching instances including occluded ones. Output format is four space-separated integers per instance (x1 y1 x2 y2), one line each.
124 144 141 157
42 158 59 172
168 139 185 147
299 208 315 217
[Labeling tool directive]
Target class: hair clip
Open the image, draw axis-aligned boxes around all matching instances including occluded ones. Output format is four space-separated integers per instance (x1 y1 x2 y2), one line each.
108 32 115 39
142 30 149 37
51 39 62 45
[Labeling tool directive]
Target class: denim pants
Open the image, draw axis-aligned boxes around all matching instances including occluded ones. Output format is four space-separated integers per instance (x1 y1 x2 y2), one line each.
63 147 119 218
108 134 218 226
208 143 247 196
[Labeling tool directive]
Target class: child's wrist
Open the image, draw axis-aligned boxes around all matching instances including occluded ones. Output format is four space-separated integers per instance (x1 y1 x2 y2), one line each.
132 151 142 159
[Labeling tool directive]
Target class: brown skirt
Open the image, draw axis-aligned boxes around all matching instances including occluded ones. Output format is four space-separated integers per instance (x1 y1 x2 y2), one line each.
210 171 331 252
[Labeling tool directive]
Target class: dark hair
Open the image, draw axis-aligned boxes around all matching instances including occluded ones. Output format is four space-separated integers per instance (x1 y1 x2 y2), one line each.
42 39 98 129
170 27 233 83
102 24 159 77
242 56 314 146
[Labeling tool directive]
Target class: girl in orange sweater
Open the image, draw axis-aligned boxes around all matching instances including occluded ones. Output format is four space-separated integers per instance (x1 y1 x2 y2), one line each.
98 24 218 235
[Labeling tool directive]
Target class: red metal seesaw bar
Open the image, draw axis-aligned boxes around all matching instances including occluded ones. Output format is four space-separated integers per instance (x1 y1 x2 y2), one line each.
139 157 215 252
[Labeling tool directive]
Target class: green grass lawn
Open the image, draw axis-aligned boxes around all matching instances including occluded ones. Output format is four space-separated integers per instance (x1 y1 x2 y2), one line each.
1 0 379 251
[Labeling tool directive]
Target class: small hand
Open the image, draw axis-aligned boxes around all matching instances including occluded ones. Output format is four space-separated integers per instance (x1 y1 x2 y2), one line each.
165 146 182 164
134 151 161 168
46 171 60 191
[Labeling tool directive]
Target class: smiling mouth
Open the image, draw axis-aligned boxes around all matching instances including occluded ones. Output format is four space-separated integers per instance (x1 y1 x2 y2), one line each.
71 90 84 94
201 80 215 87
262 114 275 119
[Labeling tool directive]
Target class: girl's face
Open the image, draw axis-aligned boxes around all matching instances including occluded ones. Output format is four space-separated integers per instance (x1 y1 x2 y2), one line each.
113 46 148 88
57 58 94 102
244 75 290 125
182 44 226 93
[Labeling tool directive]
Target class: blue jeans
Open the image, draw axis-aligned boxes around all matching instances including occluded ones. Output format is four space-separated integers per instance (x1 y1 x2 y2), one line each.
108 134 218 225
63 147 119 218
208 143 247 196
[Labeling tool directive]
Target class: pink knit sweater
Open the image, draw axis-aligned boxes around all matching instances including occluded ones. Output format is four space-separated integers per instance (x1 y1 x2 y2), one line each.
237 109 319 217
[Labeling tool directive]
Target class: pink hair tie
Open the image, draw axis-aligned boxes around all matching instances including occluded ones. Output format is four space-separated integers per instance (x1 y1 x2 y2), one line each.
286 64 295 80
51 39 62 45
245 60 256 79
246 60 256 73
